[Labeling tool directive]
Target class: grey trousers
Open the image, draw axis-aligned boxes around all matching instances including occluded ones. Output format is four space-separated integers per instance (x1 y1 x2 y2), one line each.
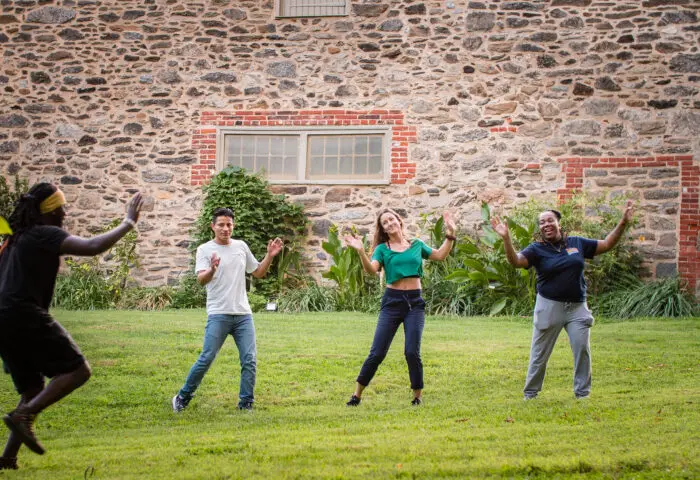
524 294 594 399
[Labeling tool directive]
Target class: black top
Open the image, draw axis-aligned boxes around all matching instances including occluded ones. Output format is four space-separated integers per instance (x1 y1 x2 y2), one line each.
0 225 69 311
520 236 598 302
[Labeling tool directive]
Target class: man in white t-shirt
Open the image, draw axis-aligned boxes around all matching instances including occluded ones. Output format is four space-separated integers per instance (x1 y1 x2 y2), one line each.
172 208 283 412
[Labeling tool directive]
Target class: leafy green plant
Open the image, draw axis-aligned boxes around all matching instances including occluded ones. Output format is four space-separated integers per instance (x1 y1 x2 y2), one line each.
248 290 267 313
0 174 28 241
170 271 207 309
419 213 479 316
446 202 537 316
594 276 698 318
321 225 380 311
192 166 308 298
52 259 116 310
101 218 139 294
508 194 644 296
0 174 28 220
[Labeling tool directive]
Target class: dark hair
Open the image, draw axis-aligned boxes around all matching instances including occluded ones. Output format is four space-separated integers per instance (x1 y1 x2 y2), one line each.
8 182 57 235
211 207 234 223
0 183 57 257
535 209 567 246
372 208 404 250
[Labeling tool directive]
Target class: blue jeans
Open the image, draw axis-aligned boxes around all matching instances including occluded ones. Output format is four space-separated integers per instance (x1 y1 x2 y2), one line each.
357 289 426 390
179 314 257 405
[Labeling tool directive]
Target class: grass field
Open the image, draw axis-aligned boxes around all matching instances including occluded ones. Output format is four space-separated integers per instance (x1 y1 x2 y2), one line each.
0 310 698 479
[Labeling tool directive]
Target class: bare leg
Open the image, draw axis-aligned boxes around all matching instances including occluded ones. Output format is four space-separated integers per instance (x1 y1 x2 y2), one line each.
412 388 422 400
2 388 41 459
352 382 366 399
18 363 91 415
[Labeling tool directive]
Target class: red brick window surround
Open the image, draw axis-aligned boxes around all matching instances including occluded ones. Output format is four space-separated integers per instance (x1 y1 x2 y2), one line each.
556 155 700 293
191 110 417 186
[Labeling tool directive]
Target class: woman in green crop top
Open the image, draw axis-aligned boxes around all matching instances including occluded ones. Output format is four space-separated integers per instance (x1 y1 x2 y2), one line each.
343 208 456 407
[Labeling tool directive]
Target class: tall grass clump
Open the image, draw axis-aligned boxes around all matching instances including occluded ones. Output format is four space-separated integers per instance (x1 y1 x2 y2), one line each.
594 275 698 318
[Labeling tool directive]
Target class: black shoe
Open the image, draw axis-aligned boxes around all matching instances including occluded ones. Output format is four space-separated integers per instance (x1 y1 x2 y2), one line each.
346 395 361 407
0 457 18 470
411 397 422 406
3 411 44 455
172 394 190 413
238 401 254 411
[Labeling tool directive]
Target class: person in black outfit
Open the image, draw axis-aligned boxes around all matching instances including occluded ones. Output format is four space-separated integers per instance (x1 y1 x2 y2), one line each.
0 183 142 469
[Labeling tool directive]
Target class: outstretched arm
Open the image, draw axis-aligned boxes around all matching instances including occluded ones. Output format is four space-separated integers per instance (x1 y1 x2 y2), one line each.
490 215 529 269
595 200 634 255
60 193 143 256
343 234 381 275
429 211 457 261
251 237 284 278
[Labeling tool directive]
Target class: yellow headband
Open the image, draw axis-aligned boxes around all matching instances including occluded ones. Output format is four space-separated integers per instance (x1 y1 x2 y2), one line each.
39 190 66 214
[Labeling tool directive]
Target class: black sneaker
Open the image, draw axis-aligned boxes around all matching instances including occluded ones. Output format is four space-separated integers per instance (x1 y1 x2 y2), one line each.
411 397 422 406
238 401 254 411
172 394 190 413
0 457 18 470
346 395 361 407
3 411 44 455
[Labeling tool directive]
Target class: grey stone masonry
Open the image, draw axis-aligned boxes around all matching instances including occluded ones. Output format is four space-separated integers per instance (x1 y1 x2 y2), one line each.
0 0 699 287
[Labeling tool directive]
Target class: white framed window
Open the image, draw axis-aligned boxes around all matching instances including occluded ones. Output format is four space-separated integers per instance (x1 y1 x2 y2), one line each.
275 0 349 18
217 126 391 185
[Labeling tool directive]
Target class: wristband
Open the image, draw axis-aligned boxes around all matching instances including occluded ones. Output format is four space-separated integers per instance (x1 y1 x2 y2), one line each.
445 234 456 241
123 218 137 228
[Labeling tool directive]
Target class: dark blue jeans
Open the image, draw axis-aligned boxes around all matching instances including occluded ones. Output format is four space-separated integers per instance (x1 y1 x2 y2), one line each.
357 288 426 390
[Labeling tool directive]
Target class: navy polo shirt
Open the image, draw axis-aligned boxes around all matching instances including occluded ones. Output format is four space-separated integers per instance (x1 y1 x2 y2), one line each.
520 236 598 302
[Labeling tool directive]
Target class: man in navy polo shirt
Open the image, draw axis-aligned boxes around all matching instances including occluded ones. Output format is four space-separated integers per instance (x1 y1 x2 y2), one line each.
491 200 633 399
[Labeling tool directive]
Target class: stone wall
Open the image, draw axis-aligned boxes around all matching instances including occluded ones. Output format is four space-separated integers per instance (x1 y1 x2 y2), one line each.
0 0 698 294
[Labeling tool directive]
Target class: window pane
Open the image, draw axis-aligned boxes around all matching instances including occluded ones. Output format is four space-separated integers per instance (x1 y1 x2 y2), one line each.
310 138 324 156
269 156 283 175
227 136 241 155
241 140 255 155
354 136 368 154
369 136 382 154
285 137 298 154
241 156 255 171
325 156 338 175
355 157 367 175
283 156 296 177
325 137 338 155
368 156 382 174
339 137 353 155
309 156 324 176
257 137 270 155
271 137 284 155
339 156 353 175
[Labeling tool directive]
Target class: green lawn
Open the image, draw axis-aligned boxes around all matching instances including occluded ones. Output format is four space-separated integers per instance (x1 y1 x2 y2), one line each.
0 311 698 479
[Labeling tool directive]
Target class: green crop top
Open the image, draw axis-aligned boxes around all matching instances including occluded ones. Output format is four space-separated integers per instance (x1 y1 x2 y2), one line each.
371 239 433 285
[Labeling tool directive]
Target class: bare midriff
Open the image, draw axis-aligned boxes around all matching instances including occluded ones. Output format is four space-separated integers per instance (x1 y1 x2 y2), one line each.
386 277 421 291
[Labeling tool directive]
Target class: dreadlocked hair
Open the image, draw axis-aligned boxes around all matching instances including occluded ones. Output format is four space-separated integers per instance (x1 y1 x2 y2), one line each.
7 182 57 238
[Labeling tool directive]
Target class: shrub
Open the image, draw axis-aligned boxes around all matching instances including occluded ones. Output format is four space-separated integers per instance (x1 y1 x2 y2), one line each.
191 166 308 298
117 286 173 310
0 174 29 220
594 276 698 318
170 271 206 309
442 194 645 316
277 279 337 313
52 259 116 310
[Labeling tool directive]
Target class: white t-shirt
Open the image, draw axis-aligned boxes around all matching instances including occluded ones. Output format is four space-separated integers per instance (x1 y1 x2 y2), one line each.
195 239 260 315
